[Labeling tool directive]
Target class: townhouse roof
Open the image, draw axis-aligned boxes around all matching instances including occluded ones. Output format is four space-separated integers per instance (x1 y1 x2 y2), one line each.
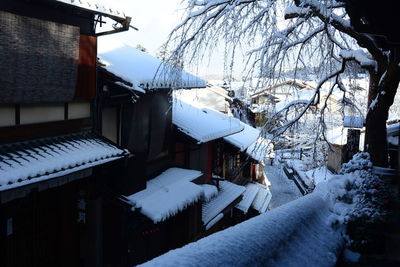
0 132 128 192
202 180 245 225
236 182 272 214
125 168 204 224
250 80 311 99
251 183 272 213
55 0 127 20
235 182 260 213
172 98 244 144
98 36 207 91
224 122 260 152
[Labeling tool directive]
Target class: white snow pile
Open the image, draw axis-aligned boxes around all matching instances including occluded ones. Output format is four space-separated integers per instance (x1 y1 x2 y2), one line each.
126 168 204 224
140 193 342 267
0 135 127 191
98 36 206 91
172 98 244 143
305 165 334 185
314 153 389 250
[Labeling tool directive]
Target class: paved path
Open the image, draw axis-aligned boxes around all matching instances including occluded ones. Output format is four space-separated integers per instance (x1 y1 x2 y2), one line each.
265 165 302 209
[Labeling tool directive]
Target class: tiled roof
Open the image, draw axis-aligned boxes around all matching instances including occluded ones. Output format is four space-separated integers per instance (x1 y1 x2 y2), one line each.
0 132 128 191
173 98 244 144
224 122 260 151
98 37 207 91
235 183 261 213
202 181 245 224
55 0 126 19
251 183 272 213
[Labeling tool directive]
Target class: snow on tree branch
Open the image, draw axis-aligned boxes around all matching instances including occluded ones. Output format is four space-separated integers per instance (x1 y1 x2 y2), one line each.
340 49 377 72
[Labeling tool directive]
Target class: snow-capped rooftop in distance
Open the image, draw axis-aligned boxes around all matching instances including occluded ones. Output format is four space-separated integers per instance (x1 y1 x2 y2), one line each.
55 0 126 19
98 36 207 91
224 122 260 151
173 86 232 114
125 168 203 224
0 133 127 192
172 98 244 144
202 181 245 225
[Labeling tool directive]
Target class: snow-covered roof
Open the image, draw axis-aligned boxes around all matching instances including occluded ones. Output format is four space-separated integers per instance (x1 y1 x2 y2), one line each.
224 122 260 151
0 133 127 191
274 89 315 112
200 184 218 202
236 182 272 214
173 98 244 144
343 116 364 129
326 127 365 150
235 183 260 213
55 0 126 19
98 36 207 91
202 181 245 224
126 168 203 224
251 184 272 213
387 122 399 136
246 137 273 162
173 86 232 113
142 194 342 267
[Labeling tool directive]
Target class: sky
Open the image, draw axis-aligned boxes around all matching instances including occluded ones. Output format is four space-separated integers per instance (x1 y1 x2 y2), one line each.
102 0 226 79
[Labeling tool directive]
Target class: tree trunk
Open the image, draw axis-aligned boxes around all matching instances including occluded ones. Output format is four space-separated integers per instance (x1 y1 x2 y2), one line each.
365 61 400 167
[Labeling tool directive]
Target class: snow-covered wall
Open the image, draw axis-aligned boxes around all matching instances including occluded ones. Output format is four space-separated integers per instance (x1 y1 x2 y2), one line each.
140 194 342 267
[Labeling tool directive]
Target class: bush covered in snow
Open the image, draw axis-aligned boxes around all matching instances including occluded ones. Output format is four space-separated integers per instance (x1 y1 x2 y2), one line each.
335 153 389 253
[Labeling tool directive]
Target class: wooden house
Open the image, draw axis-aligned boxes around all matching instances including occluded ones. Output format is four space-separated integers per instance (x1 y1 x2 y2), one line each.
96 36 208 265
171 97 273 234
0 1 133 266
249 80 314 126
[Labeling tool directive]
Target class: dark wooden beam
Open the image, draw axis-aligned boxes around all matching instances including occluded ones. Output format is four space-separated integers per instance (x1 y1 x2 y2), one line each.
0 118 92 144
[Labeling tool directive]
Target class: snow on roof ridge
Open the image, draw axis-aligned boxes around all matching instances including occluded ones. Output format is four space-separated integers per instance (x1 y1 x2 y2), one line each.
98 36 207 91
0 133 127 191
126 168 203 224
172 98 244 143
55 0 127 18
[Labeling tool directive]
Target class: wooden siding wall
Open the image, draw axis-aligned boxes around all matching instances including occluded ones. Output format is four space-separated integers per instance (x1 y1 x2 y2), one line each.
75 35 97 100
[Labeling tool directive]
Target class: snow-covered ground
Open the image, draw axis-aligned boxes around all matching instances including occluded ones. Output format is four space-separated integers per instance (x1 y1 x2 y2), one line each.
265 165 302 209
